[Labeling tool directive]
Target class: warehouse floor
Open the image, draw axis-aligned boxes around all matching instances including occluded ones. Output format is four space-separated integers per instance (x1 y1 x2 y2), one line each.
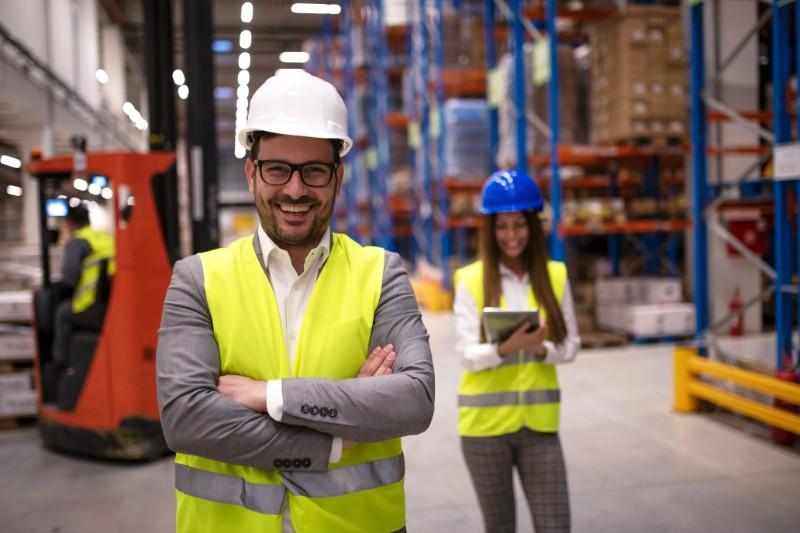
1 312 799 533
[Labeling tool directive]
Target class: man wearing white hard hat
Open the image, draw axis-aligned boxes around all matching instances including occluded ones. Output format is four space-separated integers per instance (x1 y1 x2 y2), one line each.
157 70 434 533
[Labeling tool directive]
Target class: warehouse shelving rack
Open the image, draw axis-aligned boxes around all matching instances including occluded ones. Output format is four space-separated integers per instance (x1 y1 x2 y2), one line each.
687 0 799 370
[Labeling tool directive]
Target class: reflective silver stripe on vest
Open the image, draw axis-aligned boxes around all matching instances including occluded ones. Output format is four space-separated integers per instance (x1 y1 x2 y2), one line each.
458 389 560 407
499 351 541 367
281 454 405 498
175 463 285 515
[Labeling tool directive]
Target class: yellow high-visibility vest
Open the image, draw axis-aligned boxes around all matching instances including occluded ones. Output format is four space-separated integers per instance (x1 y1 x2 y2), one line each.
175 234 405 533
454 260 567 437
71 226 115 313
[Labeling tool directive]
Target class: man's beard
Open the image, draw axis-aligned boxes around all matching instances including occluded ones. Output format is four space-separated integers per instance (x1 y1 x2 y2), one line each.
256 193 336 249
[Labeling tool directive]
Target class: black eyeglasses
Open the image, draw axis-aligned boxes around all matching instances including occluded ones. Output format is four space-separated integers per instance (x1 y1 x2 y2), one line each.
254 159 338 188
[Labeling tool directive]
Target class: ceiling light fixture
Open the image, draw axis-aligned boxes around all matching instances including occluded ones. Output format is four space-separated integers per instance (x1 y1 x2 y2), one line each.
95 68 109 84
291 3 342 15
6 185 22 197
178 85 189 100
238 70 250 86
238 52 251 69
241 2 253 23
240 30 252 49
172 69 186 86
0 155 22 169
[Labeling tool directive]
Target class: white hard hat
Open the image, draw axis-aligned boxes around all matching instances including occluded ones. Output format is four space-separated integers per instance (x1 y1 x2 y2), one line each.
238 70 353 157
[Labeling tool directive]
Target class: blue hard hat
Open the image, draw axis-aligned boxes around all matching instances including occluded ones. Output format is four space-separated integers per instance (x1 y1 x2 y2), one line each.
479 169 544 214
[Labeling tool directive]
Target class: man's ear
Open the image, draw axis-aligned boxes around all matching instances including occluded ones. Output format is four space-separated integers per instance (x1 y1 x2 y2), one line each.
245 158 256 194
334 162 345 197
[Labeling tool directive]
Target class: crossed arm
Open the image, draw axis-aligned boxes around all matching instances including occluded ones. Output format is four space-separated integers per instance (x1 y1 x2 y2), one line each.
156 252 434 472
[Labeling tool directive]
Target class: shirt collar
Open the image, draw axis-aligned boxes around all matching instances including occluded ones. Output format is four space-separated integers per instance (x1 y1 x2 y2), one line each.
257 224 332 272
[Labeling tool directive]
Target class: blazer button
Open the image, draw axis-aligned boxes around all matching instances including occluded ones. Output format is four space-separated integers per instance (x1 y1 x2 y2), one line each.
273 459 282 468
302 458 311 468
282 459 292 468
301 404 310 414
310 406 320 416
320 407 329 417
329 408 338 418
293 459 302 468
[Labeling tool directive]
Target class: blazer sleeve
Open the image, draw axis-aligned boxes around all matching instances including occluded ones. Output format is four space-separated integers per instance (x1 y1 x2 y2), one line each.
278 251 435 442
156 256 334 472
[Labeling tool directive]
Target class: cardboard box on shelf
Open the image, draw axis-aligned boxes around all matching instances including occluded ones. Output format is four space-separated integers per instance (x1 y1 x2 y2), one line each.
0 389 37 417
0 328 34 361
0 371 34 394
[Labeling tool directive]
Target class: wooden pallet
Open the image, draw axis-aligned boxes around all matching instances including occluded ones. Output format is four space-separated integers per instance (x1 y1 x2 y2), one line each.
581 331 629 348
0 415 36 430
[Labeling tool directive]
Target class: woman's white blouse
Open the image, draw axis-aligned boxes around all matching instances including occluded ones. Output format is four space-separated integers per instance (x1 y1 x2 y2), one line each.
453 263 581 372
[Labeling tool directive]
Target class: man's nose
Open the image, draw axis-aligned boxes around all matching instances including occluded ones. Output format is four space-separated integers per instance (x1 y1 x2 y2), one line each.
282 169 307 197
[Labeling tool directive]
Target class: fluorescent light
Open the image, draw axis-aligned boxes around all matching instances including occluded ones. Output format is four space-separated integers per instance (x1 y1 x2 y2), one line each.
291 3 341 15
88 183 102 196
238 70 250 86
101 187 113 200
178 85 189 100
240 30 252 49
69 197 81 207
236 108 248 121
95 68 109 84
0 155 22 168
122 102 135 116
237 85 249 99
172 69 186 86
241 2 253 23
279 51 310 64
6 185 22 196
212 39 233 53
235 144 246 159
236 98 249 111
238 52 251 70
73 178 88 191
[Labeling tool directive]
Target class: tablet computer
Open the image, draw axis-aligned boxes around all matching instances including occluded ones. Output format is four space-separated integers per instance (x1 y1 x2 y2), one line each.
482 308 540 344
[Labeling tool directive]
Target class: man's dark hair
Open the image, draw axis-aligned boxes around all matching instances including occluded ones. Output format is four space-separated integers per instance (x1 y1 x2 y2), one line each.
248 131 343 165
66 205 90 227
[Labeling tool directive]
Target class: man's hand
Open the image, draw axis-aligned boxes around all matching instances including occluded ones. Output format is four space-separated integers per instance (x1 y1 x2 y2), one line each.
343 345 397 450
357 344 396 377
217 374 267 412
498 320 549 358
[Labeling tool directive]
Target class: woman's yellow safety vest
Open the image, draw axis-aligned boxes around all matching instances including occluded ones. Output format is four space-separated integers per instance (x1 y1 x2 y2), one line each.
72 226 115 313
454 260 567 437
175 234 405 533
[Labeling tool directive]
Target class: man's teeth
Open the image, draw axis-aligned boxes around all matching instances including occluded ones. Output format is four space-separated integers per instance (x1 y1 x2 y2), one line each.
280 204 312 213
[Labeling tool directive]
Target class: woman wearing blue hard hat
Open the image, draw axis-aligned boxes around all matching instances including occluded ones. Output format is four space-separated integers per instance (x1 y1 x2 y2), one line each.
453 169 580 532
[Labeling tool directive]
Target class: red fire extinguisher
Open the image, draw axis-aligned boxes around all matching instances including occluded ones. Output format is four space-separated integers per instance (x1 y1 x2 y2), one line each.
729 288 743 337
771 356 798 446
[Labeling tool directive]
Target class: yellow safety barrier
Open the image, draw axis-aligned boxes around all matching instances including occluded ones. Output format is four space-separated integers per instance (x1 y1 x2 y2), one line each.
410 278 453 312
673 347 800 435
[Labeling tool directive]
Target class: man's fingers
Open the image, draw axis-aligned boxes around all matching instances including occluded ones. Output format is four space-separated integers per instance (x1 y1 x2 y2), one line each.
377 351 396 372
358 345 394 377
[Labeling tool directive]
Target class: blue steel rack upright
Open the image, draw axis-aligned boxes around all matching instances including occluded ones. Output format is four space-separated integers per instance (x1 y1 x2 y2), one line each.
688 0 800 369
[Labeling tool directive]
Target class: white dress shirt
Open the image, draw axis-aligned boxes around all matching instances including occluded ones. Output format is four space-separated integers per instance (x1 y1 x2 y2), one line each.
257 225 343 464
454 262 581 372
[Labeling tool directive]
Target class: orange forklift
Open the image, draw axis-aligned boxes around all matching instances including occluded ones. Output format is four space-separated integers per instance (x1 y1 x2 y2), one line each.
27 151 175 460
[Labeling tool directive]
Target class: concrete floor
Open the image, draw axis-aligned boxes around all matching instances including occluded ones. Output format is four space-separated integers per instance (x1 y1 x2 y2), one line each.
2 311 800 532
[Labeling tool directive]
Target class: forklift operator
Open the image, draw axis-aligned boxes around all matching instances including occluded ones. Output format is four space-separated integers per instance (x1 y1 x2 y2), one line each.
52 205 115 365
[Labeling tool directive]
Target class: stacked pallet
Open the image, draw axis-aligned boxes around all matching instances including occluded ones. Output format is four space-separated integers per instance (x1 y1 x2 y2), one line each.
594 277 695 339
0 291 36 424
589 5 688 145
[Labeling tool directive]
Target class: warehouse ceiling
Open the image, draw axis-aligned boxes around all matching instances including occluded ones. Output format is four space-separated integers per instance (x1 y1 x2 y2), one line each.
120 0 331 148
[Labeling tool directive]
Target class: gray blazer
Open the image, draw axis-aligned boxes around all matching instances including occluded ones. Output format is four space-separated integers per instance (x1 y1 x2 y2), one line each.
156 236 435 473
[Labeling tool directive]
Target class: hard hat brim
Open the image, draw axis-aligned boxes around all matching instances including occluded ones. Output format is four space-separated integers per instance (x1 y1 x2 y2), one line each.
238 126 353 157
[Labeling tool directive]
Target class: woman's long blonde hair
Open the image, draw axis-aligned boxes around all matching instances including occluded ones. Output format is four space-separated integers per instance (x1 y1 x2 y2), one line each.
478 211 567 343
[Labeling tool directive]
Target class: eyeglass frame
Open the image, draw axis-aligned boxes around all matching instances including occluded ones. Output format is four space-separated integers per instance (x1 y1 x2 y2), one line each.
253 159 339 188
